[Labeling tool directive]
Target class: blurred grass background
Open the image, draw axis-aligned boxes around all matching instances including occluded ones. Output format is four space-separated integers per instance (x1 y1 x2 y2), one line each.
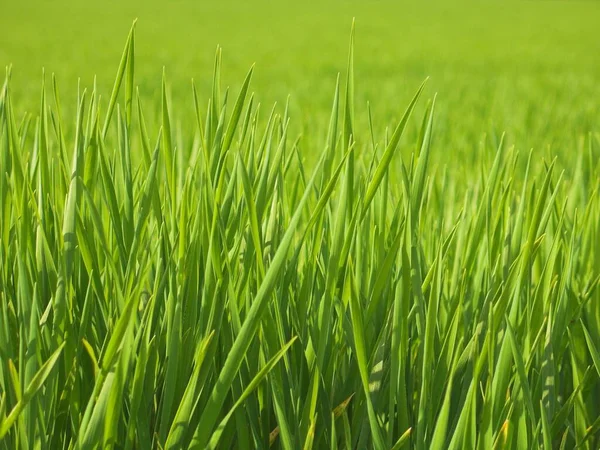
2 0 599 168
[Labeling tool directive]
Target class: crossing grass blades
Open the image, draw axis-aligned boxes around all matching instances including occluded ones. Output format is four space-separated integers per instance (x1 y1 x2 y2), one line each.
1 21 599 450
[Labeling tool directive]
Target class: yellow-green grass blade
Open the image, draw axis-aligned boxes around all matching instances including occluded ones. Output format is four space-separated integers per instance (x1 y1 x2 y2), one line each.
0 343 64 439
206 337 297 450
345 266 386 449
190 152 327 448
102 20 136 138
363 80 427 216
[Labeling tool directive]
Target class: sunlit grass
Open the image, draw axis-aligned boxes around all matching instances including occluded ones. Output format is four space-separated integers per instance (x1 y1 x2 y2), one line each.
1 20 599 449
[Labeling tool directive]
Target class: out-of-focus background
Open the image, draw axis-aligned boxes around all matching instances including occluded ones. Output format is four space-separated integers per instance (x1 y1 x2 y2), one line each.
2 0 599 164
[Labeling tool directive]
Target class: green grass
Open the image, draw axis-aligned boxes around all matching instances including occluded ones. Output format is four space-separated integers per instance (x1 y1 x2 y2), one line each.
1 2 600 449
2 1 600 156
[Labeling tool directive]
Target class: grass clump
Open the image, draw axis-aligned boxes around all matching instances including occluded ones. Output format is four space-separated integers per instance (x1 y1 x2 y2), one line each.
1 21 599 449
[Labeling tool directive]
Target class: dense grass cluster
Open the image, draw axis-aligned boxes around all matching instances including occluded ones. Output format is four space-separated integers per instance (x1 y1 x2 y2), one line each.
1 21 600 449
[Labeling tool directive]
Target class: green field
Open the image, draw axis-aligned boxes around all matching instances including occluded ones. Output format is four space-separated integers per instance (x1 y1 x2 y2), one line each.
3 0 600 155
1 1 600 449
